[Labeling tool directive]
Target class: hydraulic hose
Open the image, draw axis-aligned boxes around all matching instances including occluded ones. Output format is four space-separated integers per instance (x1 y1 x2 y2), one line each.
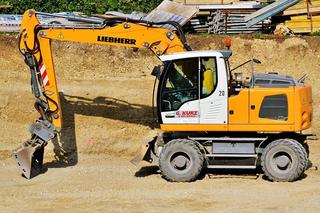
18 26 59 120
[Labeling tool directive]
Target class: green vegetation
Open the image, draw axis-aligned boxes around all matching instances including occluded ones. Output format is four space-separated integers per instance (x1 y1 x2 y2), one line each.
311 30 320 36
0 31 17 35
0 0 163 14
254 33 262 39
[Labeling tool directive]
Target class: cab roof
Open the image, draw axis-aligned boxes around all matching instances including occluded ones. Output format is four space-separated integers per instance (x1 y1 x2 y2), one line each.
159 50 232 62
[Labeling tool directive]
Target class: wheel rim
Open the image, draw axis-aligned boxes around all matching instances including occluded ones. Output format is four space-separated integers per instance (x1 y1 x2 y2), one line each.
271 151 293 172
169 152 192 173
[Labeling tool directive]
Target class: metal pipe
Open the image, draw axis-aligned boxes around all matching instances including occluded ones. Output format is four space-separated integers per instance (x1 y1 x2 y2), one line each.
35 11 104 24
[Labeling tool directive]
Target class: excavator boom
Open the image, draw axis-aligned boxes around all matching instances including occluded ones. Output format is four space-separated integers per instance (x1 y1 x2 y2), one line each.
14 9 189 178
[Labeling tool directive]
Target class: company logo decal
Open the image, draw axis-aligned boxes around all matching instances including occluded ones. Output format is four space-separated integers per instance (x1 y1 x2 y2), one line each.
97 36 136 45
176 111 199 118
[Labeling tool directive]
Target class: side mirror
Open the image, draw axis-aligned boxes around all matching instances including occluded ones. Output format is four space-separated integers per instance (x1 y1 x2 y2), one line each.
151 65 162 79
253 58 262 64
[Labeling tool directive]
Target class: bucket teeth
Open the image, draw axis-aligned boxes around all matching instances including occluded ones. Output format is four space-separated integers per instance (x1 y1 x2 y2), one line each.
13 140 44 179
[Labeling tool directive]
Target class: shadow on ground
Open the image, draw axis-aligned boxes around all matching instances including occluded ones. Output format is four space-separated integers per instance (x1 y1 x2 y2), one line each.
133 165 311 182
135 165 160 177
43 92 157 171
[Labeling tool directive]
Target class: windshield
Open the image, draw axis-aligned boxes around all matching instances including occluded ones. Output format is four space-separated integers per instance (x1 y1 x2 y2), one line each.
161 58 198 111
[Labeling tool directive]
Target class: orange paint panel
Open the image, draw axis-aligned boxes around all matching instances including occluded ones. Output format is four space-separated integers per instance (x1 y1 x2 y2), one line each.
228 124 294 132
39 39 62 129
228 89 249 124
160 124 295 132
42 23 185 55
160 124 228 131
294 85 313 131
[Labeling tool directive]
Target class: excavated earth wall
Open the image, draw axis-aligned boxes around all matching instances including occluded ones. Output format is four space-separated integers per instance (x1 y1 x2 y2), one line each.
0 34 319 212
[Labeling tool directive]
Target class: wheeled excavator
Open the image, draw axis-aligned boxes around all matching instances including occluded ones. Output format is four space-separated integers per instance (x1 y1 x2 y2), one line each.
14 9 313 182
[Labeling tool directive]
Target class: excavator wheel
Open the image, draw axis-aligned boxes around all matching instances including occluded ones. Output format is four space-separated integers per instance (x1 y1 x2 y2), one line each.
285 138 309 171
261 138 308 182
159 139 204 182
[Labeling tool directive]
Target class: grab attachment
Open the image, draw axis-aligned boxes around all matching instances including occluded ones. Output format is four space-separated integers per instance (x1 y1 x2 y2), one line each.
13 120 56 179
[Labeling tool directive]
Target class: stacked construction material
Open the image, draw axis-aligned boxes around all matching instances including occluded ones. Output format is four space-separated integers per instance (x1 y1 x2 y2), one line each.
143 0 198 30
282 0 320 33
175 0 238 4
181 1 269 34
0 14 21 32
0 5 12 9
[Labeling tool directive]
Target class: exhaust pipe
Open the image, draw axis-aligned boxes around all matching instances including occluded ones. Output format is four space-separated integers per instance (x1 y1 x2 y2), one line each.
13 120 56 179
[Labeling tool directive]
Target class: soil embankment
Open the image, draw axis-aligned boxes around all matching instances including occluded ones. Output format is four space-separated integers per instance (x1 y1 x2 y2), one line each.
0 34 319 212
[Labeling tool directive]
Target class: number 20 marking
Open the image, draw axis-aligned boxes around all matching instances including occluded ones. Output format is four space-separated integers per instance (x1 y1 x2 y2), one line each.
219 90 225 96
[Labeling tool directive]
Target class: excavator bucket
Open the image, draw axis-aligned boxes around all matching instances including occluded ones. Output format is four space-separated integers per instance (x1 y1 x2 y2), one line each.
130 134 160 165
130 140 152 165
13 120 55 179
13 140 44 179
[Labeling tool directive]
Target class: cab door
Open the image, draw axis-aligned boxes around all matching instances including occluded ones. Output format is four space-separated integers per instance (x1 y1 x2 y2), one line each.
160 57 200 124
199 57 228 124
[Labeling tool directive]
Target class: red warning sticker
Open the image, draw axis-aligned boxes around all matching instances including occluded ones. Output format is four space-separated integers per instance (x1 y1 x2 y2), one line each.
39 63 50 87
176 111 199 118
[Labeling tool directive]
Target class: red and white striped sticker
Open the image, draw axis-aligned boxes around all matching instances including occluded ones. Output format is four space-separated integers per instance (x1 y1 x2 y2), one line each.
39 63 50 87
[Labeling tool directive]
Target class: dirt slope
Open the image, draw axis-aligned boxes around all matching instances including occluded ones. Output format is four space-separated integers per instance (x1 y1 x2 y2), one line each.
0 34 319 212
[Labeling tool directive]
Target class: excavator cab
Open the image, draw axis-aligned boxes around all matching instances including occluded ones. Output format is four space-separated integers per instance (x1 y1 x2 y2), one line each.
158 50 230 126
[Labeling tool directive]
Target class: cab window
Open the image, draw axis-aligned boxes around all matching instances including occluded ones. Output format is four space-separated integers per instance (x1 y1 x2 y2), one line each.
161 58 198 111
201 57 217 98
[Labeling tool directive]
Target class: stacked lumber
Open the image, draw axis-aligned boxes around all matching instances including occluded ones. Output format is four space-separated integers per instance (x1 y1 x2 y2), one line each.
282 0 320 33
181 1 269 34
257 0 275 2
174 0 238 4
175 0 275 4
284 0 320 15
0 5 12 8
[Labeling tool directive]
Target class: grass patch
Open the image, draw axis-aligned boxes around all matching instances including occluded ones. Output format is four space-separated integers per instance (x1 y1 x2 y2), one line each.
311 30 320 36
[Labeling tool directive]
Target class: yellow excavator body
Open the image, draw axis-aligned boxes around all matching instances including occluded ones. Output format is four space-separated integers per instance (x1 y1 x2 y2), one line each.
14 9 313 182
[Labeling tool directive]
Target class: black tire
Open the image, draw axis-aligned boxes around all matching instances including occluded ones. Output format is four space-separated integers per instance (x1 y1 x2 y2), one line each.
285 139 309 171
302 142 311 169
303 143 310 158
261 139 308 182
159 139 204 182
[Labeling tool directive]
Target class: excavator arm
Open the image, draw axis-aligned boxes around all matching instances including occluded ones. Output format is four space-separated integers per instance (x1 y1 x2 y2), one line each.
14 9 189 179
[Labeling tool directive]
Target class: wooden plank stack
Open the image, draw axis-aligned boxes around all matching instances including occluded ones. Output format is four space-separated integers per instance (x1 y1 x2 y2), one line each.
282 0 320 33
144 0 198 30
178 0 269 34
0 5 12 8
175 0 238 4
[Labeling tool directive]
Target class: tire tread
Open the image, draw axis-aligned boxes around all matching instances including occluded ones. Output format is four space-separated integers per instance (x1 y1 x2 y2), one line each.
159 139 204 182
261 138 307 182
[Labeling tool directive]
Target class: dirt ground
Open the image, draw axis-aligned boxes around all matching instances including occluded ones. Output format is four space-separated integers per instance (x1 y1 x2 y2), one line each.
0 34 320 212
